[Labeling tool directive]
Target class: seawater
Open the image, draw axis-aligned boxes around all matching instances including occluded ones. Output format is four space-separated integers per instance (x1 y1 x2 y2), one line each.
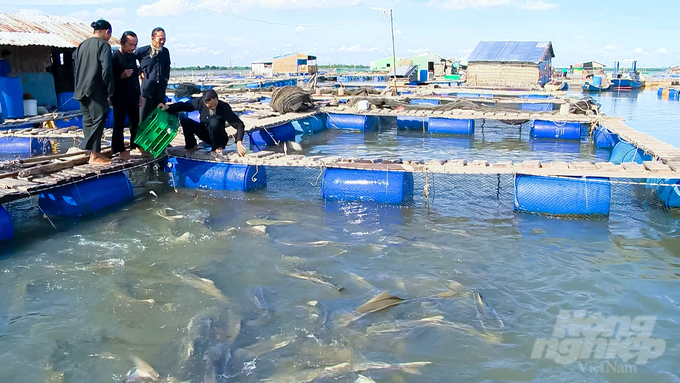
0 90 678 383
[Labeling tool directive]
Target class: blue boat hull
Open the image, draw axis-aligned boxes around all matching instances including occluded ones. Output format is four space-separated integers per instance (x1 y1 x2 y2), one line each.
611 79 642 90
582 83 611 92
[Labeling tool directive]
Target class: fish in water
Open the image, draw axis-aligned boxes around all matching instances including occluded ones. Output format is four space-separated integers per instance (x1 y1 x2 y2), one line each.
233 333 296 360
203 343 232 383
173 271 229 303
348 273 373 290
282 269 344 291
277 240 337 247
112 285 155 306
246 219 296 226
366 315 502 344
181 314 213 363
124 356 160 383
157 207 184 221
261 361 431 383
174 232 194 243
356 375 376 383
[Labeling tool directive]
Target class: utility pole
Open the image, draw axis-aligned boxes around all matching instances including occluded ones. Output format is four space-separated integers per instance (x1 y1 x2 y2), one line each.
229 58 233 69
373 8 397 85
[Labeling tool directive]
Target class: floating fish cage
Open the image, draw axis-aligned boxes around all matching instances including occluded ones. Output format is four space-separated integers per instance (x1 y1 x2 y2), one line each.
0 137 52 156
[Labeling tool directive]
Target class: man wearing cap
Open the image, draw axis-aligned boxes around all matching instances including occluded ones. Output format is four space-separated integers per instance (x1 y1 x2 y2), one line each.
74 19 115 165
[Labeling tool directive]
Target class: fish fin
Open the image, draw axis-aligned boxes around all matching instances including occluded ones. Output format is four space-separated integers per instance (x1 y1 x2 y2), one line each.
356 291 404 314
399 361 432 375
129 356 159 380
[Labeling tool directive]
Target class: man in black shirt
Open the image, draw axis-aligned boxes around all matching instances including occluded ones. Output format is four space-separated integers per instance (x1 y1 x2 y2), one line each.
161 89 247 156
111 31 141 160
136 27 171 123
74 19 114 166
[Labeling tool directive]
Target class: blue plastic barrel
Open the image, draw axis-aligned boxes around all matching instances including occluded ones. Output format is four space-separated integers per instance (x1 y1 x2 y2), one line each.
322 168 413 204
593 127 620 148
0 77 24 119
0 205 13 242
515 175 611 216
396 116 429 130
428 118 474 135
531 120 582 140
166 157 266 191
260 97 271 105
647 178 680 208
669 89 679 101
0 137 52 156
609 142 652 164
0 99 4 124
657 88 664 98
187 110 200 123
326 114 373 130
38 172 134 217
292 116 324 134
249 123 296 147
410 99 439 106
456 93 480 99
419 70 428 82
592 76 603 87
57 92 80 111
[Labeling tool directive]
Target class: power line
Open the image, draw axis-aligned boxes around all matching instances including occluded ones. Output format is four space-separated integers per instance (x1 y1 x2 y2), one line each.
180 1 374 28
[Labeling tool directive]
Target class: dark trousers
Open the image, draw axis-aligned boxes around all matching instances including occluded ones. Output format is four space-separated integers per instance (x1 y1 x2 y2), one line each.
112 101 140 153
140 87 167 123
79 92 109 153
180 117 228 150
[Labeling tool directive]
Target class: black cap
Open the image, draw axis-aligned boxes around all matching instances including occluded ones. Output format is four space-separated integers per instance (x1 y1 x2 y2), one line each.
90 19 112 32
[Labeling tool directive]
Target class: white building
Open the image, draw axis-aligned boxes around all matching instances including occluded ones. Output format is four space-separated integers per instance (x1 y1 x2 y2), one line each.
251 61 273 77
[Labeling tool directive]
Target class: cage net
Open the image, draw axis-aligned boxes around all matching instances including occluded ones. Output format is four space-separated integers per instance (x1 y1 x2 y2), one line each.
165 160 677 221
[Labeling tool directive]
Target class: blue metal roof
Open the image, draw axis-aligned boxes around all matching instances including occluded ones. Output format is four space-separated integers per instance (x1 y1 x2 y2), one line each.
467 41 554 64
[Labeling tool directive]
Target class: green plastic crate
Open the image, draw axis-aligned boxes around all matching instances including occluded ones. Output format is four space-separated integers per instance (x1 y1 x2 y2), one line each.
134 107 179 158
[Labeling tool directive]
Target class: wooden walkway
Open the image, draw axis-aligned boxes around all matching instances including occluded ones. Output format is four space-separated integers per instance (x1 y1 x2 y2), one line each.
600 117 680 166
167 148 680 180
0 111 82 129
320 106 598 124
0 151 161 205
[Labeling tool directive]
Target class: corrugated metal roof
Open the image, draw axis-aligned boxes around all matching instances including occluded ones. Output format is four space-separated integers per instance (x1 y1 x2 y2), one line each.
0 13 119 48
467 41 554 64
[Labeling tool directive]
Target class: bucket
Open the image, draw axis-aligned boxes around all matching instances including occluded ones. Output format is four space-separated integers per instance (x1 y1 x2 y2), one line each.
0 77 24 119
38 172 134 217
515 175 611 216
23 99 37 117
0 205 13 242
322 168 414 204
166 157 266 191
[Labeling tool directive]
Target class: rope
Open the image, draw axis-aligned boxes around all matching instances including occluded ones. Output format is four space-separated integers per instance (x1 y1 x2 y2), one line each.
251 165 259 183
311 165 325 187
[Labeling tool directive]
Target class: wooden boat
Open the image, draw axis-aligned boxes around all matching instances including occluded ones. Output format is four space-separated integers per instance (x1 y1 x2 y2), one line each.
611 60 643 91
582 82 611 92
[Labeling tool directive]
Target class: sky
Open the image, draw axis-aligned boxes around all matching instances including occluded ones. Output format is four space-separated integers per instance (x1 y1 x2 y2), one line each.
1 0 678 68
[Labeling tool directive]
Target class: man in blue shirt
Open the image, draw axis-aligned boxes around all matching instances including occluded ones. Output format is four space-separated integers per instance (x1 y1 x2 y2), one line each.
0 50 11 77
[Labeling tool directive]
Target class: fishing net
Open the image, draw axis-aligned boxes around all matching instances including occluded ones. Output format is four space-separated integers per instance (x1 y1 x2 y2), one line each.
270 87 315 114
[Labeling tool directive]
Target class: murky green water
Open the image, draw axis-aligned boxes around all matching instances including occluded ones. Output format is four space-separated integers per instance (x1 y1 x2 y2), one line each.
1 91 680 383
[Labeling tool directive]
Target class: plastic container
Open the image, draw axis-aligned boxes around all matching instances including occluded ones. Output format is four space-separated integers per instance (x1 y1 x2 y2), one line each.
166 157 267 191
396 116 429 130
0 77 24 119
292 116 324 134
531 120 582 140
326 114 374 130
593 127 620 148
669 89 679 101
322 168 414 204
609 142 652 164
0 206 13 242
520 103 554 112
134 107 179 158
57 92 80 111
647 178 680 208
428 118 474 135
592 76 603 87
409 99 439 106
23 99 37 116
249 123 296 148
0 137 51 156
657 88 664 98
419 70 428 82
515 175 611 216
38 172 134 217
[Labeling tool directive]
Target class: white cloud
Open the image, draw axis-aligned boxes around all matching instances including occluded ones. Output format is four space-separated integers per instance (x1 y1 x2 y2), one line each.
427 0 557 10
138 0 187 17
394 29 402 35
182 0 360 13
657 47 669 55
337 45 378 53
634 47 648 55
516 1 557 10
18 8 43 14
97 7 127 20
295 26 305 32
3 0 118 4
